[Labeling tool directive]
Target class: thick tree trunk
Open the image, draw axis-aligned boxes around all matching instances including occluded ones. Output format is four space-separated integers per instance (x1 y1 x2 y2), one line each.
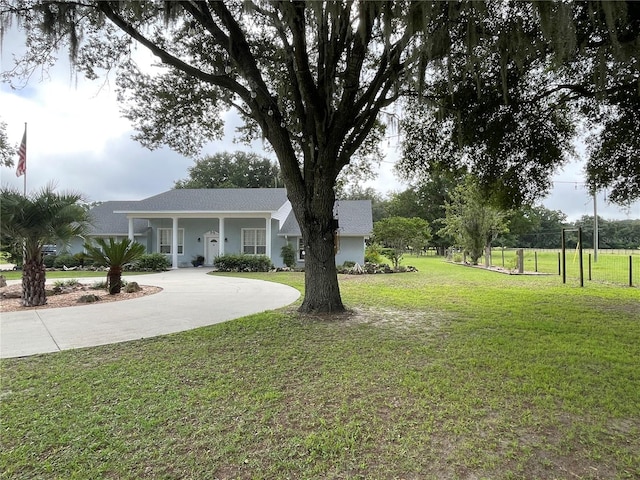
107 266 123 294
292 187 345 314
21 257 47 307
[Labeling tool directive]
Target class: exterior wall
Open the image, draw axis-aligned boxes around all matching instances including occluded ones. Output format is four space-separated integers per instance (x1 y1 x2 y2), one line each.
336 236 366 265
67 233 151 255
285 235 366 267
147 217 284 267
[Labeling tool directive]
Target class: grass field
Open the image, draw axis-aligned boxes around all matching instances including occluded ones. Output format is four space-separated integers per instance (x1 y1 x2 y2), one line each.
488 249 640 287
1 257 639 479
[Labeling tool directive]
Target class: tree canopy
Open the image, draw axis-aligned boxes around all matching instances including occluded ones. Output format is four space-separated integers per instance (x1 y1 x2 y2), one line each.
3 1 638 311
398 1 640 207
440 177 509 265
174 151 280 189
372 216 431 268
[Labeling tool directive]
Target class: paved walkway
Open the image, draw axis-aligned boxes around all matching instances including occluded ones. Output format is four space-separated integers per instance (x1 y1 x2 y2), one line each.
0 269 300 359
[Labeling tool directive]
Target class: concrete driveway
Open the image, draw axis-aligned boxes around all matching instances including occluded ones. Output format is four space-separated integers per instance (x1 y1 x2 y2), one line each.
0 269 300 359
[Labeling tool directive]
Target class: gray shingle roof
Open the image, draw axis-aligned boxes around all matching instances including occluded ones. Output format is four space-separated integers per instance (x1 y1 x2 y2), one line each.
88 201 149 236
87 191 372 238
279 200 373 236
117 188 289 213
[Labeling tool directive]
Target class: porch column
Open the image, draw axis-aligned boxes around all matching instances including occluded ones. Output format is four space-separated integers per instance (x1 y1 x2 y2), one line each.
219 217 225 256
172 216 179 269
265 216 271 258
127 217 134 242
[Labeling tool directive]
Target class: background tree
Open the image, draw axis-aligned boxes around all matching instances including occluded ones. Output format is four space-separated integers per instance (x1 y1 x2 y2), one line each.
0 184 90 306
0 117 15 168
5 1 637 312
1 1 461 313
387 170 464 255
84 238 146 294
372 216 431 269
398 1 640 207
174 151 281 189
501 206 568 249
440 177 509 265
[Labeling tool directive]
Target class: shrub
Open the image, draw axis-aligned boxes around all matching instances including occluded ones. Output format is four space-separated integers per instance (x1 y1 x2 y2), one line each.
214 254 273 272
73 252 90 267
134 253 171 271
365 243 384 264
280 243 296 268
53 254 80 269
43 255 56 268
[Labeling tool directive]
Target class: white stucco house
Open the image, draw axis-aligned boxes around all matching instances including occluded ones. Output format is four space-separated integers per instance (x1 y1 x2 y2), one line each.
71 188 373 269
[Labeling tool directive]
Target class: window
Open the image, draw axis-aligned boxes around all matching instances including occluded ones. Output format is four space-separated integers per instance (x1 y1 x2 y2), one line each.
242 228 266 255
158 228 184 255
298 237 305 261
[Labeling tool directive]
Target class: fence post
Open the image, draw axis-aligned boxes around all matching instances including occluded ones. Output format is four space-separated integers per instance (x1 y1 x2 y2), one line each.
578 227 584 287
534 252 538 272
630 256 633 287
561 229 567 284
588 253 592 281
516 249 524 274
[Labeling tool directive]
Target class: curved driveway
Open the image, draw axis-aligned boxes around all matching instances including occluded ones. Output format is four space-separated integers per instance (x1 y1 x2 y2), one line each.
0 269 300 359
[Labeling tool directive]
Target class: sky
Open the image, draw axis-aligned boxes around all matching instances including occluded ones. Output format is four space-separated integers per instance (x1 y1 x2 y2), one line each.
1 28 638 222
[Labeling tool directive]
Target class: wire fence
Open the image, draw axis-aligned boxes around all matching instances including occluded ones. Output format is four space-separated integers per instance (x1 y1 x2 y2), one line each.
489 248 639 287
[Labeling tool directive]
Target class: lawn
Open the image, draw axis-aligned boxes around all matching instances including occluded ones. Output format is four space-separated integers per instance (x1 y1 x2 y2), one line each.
1 257 639 479
488 249 639 287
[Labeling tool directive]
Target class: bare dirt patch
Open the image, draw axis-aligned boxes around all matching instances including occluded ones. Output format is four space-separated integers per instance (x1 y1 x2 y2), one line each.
0 283 162 312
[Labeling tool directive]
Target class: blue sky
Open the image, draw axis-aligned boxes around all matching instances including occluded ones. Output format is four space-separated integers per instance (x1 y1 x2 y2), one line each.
1 27 638 221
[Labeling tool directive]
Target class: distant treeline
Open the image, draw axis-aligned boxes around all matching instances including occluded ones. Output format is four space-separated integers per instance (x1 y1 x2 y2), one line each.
506 216 640 250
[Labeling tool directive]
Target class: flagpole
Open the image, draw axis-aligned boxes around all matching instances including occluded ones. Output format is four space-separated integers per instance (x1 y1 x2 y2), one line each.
23 122 27 196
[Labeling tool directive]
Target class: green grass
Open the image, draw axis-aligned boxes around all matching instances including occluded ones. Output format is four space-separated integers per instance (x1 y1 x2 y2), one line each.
2 257 639 479
489 249 639 287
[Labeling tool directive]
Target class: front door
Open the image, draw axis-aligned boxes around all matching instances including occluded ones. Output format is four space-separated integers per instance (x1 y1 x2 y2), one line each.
204 232 219 265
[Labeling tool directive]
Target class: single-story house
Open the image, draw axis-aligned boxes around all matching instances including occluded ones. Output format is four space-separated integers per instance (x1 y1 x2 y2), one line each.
69 188 373 269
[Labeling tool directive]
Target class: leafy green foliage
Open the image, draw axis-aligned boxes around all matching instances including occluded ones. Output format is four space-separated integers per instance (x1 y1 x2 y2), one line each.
440 177 509 264
83 238 146 294
214 254 273 272
0 117 15 168
0 184 90 306
133 253 171 272
52 254 80 269
174 151 281 189
373 217 431 268
280 243 296 268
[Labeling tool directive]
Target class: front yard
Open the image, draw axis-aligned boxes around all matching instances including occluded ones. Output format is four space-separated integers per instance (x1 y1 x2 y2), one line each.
1 257 638 479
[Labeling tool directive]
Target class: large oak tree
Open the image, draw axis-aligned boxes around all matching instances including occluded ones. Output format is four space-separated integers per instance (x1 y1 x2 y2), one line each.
3 1 637 312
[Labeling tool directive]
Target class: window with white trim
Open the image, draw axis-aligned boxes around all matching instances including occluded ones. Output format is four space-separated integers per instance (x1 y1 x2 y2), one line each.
298 237 305 261
242 228 266 255
158 228 184 255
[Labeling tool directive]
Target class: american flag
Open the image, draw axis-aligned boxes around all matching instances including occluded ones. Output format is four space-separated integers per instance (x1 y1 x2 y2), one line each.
16 127 26 177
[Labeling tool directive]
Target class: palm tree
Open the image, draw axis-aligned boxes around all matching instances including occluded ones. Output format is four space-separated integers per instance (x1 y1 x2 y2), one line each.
0 184 90 306
83 238 145 294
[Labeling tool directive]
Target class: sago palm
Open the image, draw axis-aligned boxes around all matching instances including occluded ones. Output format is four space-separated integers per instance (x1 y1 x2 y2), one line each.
0 184 90 306
84 238 145 294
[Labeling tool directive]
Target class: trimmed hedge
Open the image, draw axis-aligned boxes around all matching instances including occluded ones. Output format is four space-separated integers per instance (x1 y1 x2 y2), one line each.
214 254 273 272
133 253 171 271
